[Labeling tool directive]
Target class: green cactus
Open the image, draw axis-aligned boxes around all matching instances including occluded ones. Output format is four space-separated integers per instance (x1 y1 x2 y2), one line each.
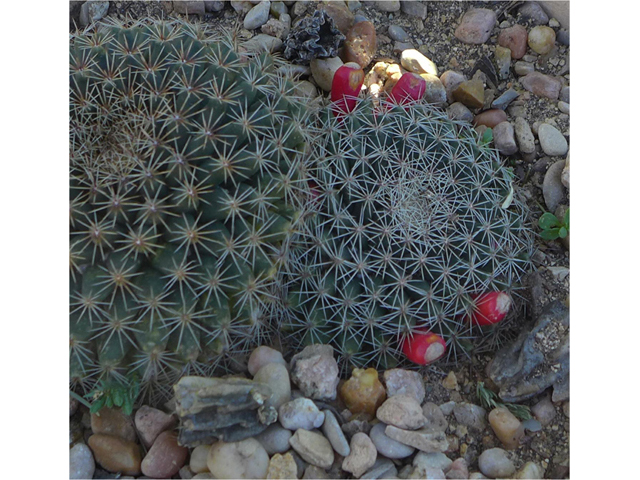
275 97 536 372
69 17 314 406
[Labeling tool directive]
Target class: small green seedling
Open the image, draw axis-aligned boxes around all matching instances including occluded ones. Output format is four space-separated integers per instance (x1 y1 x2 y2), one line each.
476 381 532 420
83 375 140 416
480 127 493 146
538 208 569 241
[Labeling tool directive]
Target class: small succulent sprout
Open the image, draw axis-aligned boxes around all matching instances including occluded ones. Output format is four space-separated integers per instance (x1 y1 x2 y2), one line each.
401 330 447 365
331 62 365 116
468 292 512 326
388 72 427 104
538 208 569 241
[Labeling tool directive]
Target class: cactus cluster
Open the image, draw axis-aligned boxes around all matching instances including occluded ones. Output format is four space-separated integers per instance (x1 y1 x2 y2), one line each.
69 18 314 405
276 97 535 371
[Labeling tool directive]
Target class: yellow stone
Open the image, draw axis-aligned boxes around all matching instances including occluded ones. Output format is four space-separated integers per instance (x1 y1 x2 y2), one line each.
340 368 386 416
267 452 298 479
88 434 142 476
452 78 485 109
488 407 525 450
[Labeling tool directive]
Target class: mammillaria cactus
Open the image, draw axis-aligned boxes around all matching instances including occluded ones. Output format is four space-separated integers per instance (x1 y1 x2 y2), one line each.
69 17 315 405
276 95 535 371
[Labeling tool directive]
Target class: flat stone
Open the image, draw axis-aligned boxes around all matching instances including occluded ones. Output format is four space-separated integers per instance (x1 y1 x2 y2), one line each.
413 452 452 472
376 394 426 430
454 8 497 44
447 102 474 123
79 1 110 26
310 56 345 93
384 425 449 453
401 49 438 76
478 448 515 478
453 403 487 430
279 398 325 431
343 21 377 68
388 25 410 42
518 2 549 24
255 423 293 455
267 452 298 479
244 1 271 30
342 433 377 478
514 117 536 154
514 61 535 76
494 46 511 79
491 88 519 110
452 79 484 109
322 410 350 456
474 109 507 128
173 1 206 15
421 74 447 105
374 0 400 12
498 24 528 59
242 34 284 53
135 406 178 449
91 408 137 443
70 443 96 480
255 363 291 410
207 438 269 479
141 430 188 479
493 121 518 155
528 26 556 55
289 429 335 469
520 72 562 99
538 123 568 156
383 369 425 404
88 434 142 476
370 422 415 459
401 0 427 18
189 445 211 474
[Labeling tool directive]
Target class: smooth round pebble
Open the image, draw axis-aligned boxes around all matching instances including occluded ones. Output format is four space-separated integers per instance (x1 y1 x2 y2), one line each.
288 429 335 469
388 25 410 42
413 451 452 472
207 438 269 479
248 346 287 376
254 363 291 409
453 403 487 430
310 56 344 92
531 397 557 426
369 422 415 459
244 0 271 30
401 49 438 76
478 448 516 478
542 159 567 212
190 445 211 474
454 8 497 44
538 123 568 156
255 423 293 455
279 398 325 430
528 26 556 55
70 443 96 480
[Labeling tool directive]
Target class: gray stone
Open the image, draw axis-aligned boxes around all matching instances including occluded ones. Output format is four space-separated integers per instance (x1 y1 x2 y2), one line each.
421 74 447 106
361 458 398 479
557 29 570 46
244 0 271 30
322 410 350 456
452 403 487 430
408 466 446 479
375 1 400 12
561 152 570 190
542 159 567 212
491 89 519 111
558 100 570 114
384 425 449 453
290 345 340 400
401 1 427 18
514 117 536 154
174 1 206 15
383 369 425 404
413 452 452 472
422 403 448 433
262 16 291 39
454 8 497 44
447 103 474 123
270 1 287 17
518 2 549 25
255 423 293 455
204 1 226 12
342 433 377 478
493 121 518 155
289 429 335 469
70 443 96 480
279 398 325 430
514 61 535 76
303 465 329 479
242 34 284 53
538 123 568 156
388 25 410 42
376 394 427 430
370 422 415 459
560 86 570 104
347 0 362 12
438 402 456 416
254 363 291 409
393 41 415 55
79 1 110 27
231 1 254 14
478 448 515 478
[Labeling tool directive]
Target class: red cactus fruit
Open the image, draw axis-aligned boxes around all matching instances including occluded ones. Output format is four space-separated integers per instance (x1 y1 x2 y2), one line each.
402 330 447 365
331 63 365 116
468 291 512 326
388 72 427 104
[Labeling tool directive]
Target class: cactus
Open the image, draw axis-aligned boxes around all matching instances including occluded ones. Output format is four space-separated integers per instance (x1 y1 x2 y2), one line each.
69 17 314 406
275 96 535 372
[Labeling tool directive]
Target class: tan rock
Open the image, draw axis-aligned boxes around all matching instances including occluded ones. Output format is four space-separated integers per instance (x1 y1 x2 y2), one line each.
91 407 136 443
310 57 344 93
343 21 377 68
289 429 335 469
134 405 177 449
377 394 426 430
340 368 386 416
401 49 438 76
474 109 508 128
319 1 354 35
452 79 484 109
528 26 556 55
342 433 377 478
267 452 298 479
520 72 562 100
207 438 270 479
189 445 211 474
488 407 524 450
88 434 142 476
141 430 188 478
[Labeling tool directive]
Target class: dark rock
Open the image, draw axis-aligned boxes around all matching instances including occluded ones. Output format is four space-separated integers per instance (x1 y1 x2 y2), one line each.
284 10 346 64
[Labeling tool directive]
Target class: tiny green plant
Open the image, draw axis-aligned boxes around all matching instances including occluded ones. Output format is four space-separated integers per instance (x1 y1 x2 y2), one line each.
538 208 570 241
480 127 493 146
476 381 532 420
84 374 141 416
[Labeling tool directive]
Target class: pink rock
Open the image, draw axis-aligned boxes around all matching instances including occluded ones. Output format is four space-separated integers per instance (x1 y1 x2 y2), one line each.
454 8 497 44
141 430 188 479
248 346 287 376
135 405 178 449
473 109 508 128
91 407 136 443
446 458 469 479
440 70 467 103
498 24 528 59
520 72 562 99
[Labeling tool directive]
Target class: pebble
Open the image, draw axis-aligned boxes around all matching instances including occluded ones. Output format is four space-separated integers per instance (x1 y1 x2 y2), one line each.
563 401 570 418
192 474 215 479
135 406 177 449
474 109 507 128
518 2 549 24
401 0 428 18
493 121 518 155
207 438 269 479
515 461 544 479
558 101 570 114
453 403 487 430
401 49 438 76
491 88 519 111
269 1 287 17
488 407 524 450
322 410 350 457
528 26 556 55
562 152 570 189
560 86 570 103
383 369 425 404
557 29 570 46
87 434 142 476
478 448 515 478
244 0 271 30
231 1 253 14
342 417 372 438
361 458 397 479
514 117 536 154
303 465 329 479
347 0 361 12
79 0 110 26
370 422 415 459
520 72 562 99
290 345 340 401
498 24 528 59
413 452 452 473
542 160 567 212
343 21 377 68
494 46 511 80
514 61 535 76
531 397 557 426
409 465 446 479
393 41 415 55
262 17 290 39
70 443 96 480
440 70 466 103
255 363 292 409
454 8 497 44
421 74 447 105
447 102 474 123
310 56 344 93
189 445 211 474
439 402 456 416
375 0 400 12
320 1 355 34
447 458 469 479
538 123 568 156
340 367 387 416
91 408 137 443
376 394 426 430
267 452 298 479
422 403 448 433
342 433 378 477
279 397 325 430
289 429 335 469
141 430 188 479
255 423 293 455
242 34 284 53
384 426 449 453
388 25 410 42
452 79 484 109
